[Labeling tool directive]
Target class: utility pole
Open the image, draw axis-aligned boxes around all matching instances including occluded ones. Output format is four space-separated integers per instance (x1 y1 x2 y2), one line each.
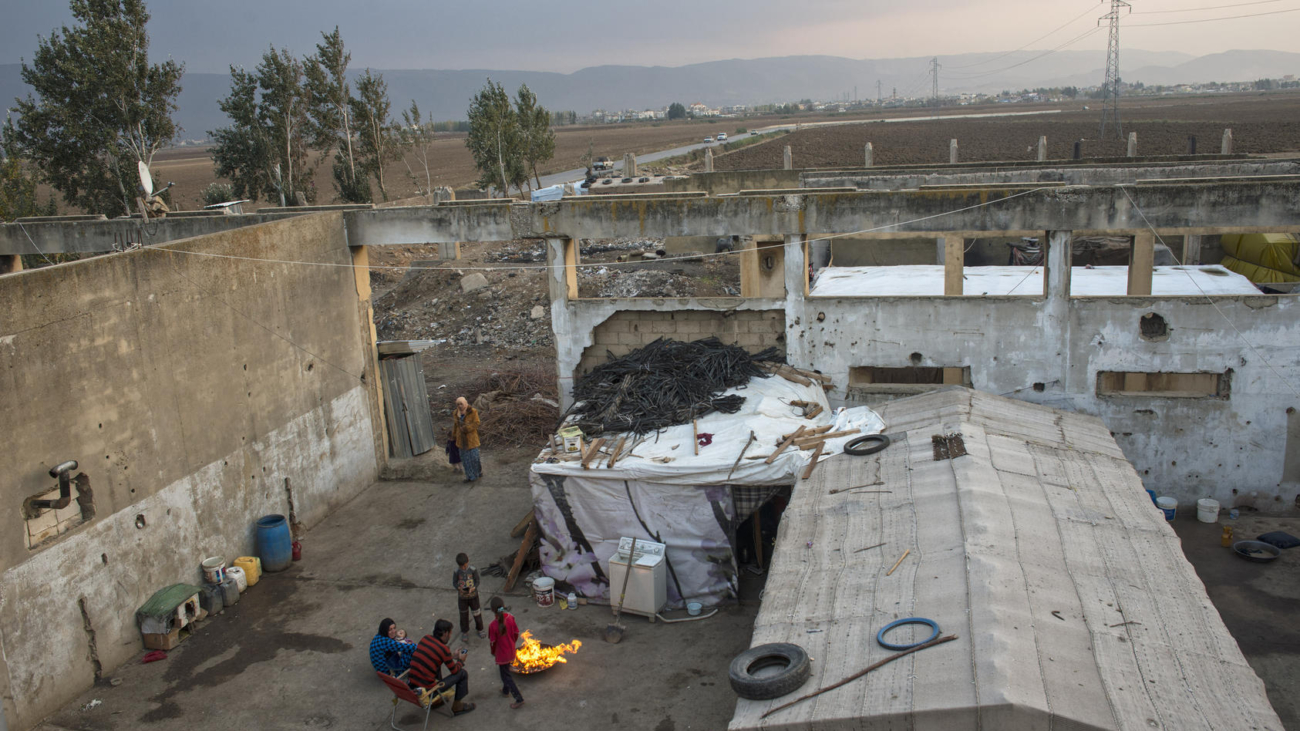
930 57 941 108
1098 0 1130 139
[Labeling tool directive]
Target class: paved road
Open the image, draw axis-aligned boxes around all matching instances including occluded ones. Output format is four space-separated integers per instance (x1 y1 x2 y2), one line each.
536 108 1064 189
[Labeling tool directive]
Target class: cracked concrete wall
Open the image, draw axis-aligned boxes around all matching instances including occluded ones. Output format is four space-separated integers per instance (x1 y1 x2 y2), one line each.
793 290 1300 511
0 214 383 729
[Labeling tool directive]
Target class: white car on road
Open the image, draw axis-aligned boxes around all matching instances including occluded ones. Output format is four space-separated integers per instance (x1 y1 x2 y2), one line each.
717 133 728 141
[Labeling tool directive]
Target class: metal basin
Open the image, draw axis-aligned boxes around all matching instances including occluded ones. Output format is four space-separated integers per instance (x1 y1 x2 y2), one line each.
1232 540 1281 563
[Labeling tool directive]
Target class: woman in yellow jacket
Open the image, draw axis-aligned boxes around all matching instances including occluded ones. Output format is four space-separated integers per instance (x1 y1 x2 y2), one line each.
452 397 483 483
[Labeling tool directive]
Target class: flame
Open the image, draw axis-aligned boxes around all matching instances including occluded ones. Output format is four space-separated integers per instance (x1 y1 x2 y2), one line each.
513 630 582 672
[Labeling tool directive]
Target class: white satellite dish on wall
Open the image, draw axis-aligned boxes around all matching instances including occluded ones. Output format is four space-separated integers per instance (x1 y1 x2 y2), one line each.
137 160 154 198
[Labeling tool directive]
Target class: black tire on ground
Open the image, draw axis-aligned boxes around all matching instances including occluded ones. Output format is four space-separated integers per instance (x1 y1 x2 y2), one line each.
728 643 811 700
845 434 892 456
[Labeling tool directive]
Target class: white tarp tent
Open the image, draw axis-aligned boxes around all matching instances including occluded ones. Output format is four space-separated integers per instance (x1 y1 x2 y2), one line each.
528 374 885 609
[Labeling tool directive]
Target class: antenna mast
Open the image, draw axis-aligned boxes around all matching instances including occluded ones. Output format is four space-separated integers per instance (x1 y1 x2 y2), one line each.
1098 0 1130 139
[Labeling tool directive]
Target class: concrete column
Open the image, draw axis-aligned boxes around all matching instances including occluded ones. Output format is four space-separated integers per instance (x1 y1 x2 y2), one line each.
704 148 714 173
864 142 874 167
935 237 945 265
0 255 22 275
1221 129 1233 155
949 139 959 164
1127 132 1138 157
782 233 808 367
1182 234 1203 265
783 146 793 170
1037 136 1048 162
546 237 579 410
1045 230 1073 391
1128 232 1155 295
350 245 389 468
624 153 637 177
943 233 964 296
809 238 831 272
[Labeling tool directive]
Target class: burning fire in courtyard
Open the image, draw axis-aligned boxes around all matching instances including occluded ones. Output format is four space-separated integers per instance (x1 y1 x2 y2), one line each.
511 630 582 674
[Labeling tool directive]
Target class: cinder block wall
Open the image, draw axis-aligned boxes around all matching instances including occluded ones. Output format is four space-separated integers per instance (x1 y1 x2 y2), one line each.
577 309 785 375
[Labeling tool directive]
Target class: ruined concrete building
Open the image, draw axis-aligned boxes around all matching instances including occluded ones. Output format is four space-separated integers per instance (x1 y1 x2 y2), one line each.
1 154 1298 728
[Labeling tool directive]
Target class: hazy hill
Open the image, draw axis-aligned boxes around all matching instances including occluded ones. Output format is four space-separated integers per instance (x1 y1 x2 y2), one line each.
1 48 1296 141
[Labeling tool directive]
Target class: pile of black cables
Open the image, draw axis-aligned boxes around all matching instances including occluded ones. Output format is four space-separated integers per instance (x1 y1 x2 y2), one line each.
564 337 784 436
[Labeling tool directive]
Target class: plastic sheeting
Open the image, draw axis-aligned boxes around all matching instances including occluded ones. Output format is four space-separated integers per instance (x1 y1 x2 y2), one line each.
529 375 885 608
1221 233 1300 283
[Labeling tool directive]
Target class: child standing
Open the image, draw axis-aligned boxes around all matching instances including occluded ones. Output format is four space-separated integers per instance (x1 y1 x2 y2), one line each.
453 552 486 643
487 596 524 709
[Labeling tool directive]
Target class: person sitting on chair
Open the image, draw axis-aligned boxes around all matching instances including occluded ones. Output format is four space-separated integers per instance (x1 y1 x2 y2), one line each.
407 619 476 717
368 618 416 675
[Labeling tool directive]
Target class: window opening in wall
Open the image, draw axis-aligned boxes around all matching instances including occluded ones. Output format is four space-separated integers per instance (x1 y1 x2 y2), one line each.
23 468 93 549
847 366 971 398
1096 371 1230 398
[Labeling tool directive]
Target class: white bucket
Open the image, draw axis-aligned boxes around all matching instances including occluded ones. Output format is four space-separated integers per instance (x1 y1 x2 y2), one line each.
225 566 248 593
201 556 226 584
1197 498 1221 524
687 602 703 616
1156 496 1177 521
533 577 555 607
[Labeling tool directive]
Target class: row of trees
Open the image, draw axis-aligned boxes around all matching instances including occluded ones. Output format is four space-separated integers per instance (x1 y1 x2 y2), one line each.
3 0 560 218
210 29 406 205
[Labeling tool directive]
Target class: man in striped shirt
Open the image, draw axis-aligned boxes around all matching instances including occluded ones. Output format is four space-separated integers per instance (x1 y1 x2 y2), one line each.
408 619 476 716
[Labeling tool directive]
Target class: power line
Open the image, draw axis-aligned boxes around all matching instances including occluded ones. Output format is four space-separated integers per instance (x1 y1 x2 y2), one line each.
946 1 1106 70
1098 0 1131 140
1132 0 1279 13
946 26 1103 80
1127 5 1300 25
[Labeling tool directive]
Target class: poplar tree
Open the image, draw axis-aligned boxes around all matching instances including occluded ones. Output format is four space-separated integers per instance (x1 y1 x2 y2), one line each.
515 84 556 189
305 28 366 202
5 0 183 216
351 70 400 201
466 78 524 197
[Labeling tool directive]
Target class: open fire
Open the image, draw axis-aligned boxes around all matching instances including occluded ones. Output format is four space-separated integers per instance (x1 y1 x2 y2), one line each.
511 630 582 674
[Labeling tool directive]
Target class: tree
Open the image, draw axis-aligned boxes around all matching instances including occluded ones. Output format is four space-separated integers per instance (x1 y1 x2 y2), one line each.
210 47 313 206
5 0 183 216
465 78 524 197
667 102 687 120
351 70 399 201
515 84 555 188
399 101 436 198
304 27 364 202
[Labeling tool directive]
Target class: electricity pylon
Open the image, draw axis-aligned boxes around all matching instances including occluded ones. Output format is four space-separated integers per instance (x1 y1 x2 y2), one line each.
1098 0 1131 139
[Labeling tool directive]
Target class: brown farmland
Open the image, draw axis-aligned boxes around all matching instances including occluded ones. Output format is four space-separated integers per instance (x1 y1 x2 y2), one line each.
713 93 1300 170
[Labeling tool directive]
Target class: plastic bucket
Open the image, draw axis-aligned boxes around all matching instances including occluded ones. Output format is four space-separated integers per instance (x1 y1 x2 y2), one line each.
201 556 226 584
1156 496 1177 521
225 566 248 593
256 514 293 573
533 577 555 607
1197 498 1221 524
233 556 261 587
687 602 703 616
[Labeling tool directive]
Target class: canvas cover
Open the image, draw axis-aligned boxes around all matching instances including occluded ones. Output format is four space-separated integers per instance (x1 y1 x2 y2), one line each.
529 375 885 608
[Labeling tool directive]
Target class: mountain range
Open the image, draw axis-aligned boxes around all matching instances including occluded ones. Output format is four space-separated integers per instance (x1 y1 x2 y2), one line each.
1 49 1296 141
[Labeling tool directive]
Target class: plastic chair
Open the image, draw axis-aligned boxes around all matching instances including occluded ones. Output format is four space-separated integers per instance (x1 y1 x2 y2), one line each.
376 671 454 729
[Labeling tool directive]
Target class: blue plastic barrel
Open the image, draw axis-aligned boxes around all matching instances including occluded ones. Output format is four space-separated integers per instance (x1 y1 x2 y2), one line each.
256 514 293 572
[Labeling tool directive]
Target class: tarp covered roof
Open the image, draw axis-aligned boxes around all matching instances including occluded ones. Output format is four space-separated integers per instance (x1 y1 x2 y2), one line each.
731 387 1281 731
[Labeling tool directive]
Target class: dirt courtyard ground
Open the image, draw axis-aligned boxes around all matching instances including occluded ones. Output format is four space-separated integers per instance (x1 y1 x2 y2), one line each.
36 448 761 731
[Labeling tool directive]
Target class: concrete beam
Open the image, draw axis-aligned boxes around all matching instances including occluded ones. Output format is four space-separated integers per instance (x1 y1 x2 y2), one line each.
0 213 307 255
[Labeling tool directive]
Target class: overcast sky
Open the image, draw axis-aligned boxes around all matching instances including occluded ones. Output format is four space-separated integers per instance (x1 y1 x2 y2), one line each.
2 0 1295 73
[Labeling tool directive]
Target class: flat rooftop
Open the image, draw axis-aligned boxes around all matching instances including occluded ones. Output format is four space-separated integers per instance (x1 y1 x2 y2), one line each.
731 387 1281 730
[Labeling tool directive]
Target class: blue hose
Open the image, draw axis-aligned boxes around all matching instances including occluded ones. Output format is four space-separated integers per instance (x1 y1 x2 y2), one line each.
877 617 940 651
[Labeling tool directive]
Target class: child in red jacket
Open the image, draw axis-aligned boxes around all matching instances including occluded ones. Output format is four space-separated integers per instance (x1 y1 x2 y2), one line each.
487 596 525 708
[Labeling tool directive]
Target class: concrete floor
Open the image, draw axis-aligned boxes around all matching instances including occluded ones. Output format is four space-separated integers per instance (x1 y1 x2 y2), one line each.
37 449 761 731
34 449 1300 731
1174 513 1300 730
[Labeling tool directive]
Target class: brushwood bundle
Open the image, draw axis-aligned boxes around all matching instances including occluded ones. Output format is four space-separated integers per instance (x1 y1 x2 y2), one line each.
564 337 784 436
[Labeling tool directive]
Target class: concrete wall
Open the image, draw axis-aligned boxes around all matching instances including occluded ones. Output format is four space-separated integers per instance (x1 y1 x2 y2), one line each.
576 309 785 376
0 214 384 729
662 169 802 195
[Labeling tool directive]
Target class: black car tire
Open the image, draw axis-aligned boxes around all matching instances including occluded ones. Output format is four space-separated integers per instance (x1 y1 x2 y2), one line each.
728 643 811 700
844 434 891 456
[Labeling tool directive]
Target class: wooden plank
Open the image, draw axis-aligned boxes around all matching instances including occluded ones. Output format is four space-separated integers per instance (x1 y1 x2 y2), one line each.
794 429 859 448
766 426 807 464
581 438 605 469
606 436 627 468
693 420 699 456
783 424 831 441
804 404 824 419
503 518 538 592
509 510 536 538
791 367 832 384
801 441 825 479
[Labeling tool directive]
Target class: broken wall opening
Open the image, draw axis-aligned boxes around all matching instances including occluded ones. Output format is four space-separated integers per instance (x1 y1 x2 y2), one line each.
575 238 742 299
576 310 785 378
1096 371 1230 398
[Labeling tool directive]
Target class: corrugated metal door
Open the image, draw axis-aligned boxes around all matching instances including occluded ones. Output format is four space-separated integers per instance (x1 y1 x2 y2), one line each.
380 356 436 458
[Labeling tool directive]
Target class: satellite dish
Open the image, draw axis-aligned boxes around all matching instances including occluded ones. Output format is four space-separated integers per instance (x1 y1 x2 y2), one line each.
137 160 154 198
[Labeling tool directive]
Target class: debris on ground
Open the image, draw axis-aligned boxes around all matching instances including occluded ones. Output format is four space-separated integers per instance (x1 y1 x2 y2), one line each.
565 337 784 436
